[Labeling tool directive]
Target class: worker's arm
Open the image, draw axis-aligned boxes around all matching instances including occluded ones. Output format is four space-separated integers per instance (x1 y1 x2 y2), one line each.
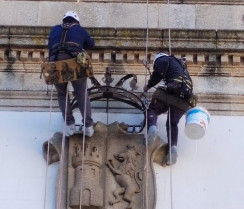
144 59 169 91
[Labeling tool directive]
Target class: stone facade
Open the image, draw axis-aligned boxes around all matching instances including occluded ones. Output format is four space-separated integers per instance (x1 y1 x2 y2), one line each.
0 26 244 115
43 122 165 209
4 0 244 4
1 1 244 30
1 1 244 115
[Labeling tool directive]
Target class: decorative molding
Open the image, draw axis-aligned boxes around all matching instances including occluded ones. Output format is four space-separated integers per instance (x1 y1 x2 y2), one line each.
1 90 244 116
1 49 244 73
4 0 244 5
1 26 244 115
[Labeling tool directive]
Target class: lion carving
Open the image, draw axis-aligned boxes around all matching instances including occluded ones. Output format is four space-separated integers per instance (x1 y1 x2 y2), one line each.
106 145 142 209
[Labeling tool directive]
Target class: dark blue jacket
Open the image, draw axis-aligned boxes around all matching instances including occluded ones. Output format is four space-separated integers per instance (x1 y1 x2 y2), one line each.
48 24 94 55
147 56 185 89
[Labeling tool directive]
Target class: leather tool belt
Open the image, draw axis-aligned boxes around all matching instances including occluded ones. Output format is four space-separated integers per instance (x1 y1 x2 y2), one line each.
41 52 93 85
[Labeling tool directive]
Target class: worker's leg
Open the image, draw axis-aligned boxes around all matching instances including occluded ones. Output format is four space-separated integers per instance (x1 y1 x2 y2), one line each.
148 99 168 127
146 99 167 145
147 105 158 128
71 78 93 127
166 106 185 146
54 82 75 125
166 106 185 165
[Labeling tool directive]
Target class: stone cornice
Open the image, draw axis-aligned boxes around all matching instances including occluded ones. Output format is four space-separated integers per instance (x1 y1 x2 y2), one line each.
1 26 244 75
1 26 244 115
1 26 244 51
5 0 244 5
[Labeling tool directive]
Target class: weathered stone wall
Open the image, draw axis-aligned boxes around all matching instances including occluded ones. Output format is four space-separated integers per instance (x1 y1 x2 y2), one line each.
1 26 244 115
1 1 244 115
4 0 244 4
1 1 244 30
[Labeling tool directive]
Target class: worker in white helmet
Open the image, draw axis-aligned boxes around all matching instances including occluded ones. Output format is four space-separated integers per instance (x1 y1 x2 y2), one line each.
48 11 94 137
143 52 196 165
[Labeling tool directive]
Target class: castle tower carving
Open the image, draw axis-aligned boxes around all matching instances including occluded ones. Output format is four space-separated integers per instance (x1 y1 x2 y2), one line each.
70 142 103 208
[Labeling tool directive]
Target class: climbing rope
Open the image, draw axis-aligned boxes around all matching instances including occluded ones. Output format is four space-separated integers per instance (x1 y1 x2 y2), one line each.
79 77 89 209
43 85 54 209
168 0 172 56
168 106 174 209
143 0 174 208
143 0 149 209
167 0 175 208
56 85 69 209
166 1 176 209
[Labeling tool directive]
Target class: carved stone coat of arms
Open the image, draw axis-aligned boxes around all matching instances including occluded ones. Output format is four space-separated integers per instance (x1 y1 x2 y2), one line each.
43 121 167 209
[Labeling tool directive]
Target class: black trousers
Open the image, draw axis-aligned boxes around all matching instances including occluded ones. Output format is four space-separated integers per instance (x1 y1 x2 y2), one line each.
147 98 185 146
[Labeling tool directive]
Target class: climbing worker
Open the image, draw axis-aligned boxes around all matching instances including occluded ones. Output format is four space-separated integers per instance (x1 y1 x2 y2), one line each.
48 11 94 137
143 52 196 165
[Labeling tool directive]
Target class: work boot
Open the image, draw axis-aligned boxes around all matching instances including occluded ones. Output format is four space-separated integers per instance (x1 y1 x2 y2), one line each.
166 145 178 165
66 124 76 137
145 125 158 146
82 125 94 137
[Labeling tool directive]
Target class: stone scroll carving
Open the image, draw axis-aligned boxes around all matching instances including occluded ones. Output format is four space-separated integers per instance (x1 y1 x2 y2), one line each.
42 121 168 209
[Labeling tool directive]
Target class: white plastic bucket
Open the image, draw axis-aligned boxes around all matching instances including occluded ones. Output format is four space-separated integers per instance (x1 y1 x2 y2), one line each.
184 106 210 140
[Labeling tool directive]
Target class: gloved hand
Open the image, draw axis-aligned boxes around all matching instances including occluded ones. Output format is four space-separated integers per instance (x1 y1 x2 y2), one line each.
143 85 149 92
187 93 198 107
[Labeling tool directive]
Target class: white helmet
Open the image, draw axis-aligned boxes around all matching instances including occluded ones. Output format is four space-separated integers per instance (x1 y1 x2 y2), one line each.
153 52 169 67
63 11 80 22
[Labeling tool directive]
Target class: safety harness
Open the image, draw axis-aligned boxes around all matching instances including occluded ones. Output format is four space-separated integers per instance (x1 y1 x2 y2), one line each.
50 23 80 60
166 55 193 99
154 55 197 108
40 23 93 85
171 56 193 98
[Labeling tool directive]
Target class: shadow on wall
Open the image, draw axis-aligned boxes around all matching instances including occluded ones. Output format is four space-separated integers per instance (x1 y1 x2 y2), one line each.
4 49 16 75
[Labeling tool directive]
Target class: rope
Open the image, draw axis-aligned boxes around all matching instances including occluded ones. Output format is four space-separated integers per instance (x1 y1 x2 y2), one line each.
43 85 54 209
106 98 109 125
168 106 174 209
143 0 149 209
57 85 69 209
167 0 174 208
168 0 172 56
79 78 89 209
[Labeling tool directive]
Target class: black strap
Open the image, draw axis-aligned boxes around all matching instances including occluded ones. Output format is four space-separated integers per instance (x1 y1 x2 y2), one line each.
60 28 68 45
54 23 78 61
165 55 193 98
54 28 67 61
160 57 169 81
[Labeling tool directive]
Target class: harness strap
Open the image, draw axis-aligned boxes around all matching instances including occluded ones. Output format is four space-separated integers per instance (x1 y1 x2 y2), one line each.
172 77 193 89
54 27 67 61
54 23 79 61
